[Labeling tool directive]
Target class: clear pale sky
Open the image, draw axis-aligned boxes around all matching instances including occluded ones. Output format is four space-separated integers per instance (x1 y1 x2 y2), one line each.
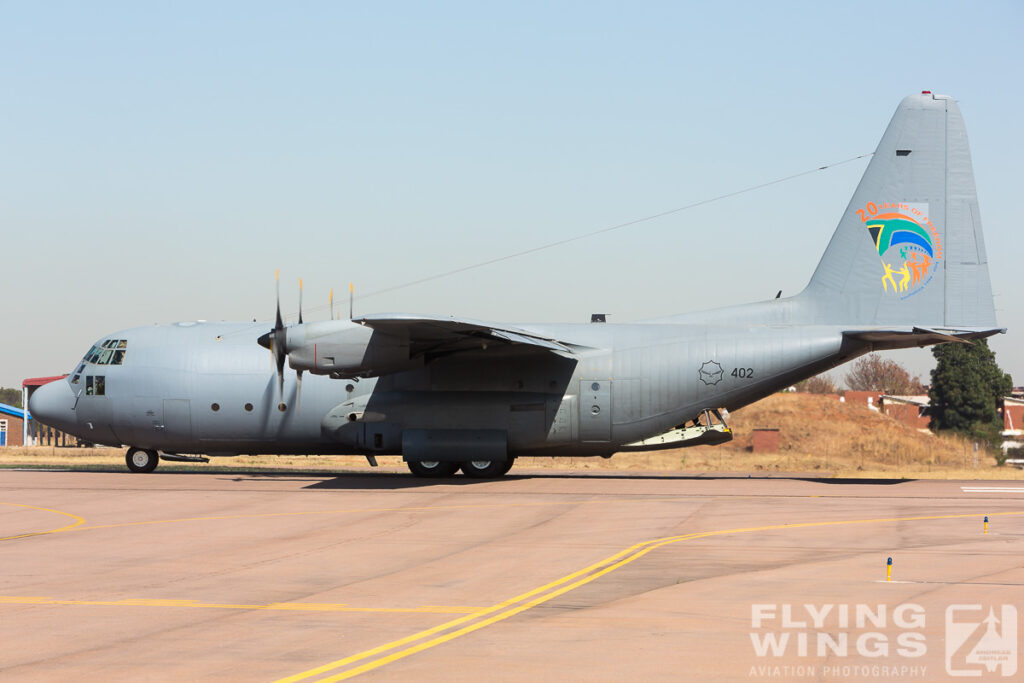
2 1 1021 391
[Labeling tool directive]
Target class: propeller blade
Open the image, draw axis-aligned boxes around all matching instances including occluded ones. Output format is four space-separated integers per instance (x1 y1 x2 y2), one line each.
274 269 283 331
272 336 285 404
295 369 303 412
329 288 334 321
298 277 304 325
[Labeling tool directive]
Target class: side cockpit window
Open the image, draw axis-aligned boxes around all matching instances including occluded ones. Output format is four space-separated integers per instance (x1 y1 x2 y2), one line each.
84 375 106 396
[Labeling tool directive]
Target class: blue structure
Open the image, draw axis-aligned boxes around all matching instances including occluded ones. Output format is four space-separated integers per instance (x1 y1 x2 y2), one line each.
0 403 29 447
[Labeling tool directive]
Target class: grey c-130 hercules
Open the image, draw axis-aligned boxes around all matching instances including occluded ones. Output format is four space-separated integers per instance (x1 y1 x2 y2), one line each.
30 92 1004 477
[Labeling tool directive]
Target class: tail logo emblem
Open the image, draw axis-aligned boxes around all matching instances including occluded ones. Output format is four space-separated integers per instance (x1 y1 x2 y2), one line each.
858 202 943 299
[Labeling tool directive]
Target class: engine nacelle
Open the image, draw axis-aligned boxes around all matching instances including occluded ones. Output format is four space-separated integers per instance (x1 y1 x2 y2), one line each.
284 320 423 378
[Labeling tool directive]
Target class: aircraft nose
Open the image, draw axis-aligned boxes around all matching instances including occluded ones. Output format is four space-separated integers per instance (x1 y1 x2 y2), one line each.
29 380 77 432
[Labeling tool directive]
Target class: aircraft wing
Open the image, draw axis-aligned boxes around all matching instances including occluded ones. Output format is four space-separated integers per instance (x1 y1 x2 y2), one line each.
353 313 588 359
843 326 1005 350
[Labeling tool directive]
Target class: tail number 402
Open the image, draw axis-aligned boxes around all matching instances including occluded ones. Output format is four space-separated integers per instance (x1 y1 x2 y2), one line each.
732 367 754 379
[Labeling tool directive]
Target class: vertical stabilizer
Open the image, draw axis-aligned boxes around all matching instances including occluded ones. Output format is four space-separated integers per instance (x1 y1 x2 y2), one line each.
800 93 995 328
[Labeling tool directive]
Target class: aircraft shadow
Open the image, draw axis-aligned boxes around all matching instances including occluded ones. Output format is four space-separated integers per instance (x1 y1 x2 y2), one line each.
289 471 916 490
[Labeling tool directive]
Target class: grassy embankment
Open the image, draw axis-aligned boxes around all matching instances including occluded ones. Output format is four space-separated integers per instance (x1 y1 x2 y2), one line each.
3 394 1021 479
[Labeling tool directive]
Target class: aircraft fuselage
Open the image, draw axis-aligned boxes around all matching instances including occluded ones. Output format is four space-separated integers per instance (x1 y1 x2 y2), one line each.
43 317 855 458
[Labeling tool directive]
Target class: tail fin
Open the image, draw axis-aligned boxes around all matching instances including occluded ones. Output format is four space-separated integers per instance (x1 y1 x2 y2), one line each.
800 92 996 329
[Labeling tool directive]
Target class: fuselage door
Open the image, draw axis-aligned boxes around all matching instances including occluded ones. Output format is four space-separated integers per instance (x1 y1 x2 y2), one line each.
579 380 611 442
163 399 193 441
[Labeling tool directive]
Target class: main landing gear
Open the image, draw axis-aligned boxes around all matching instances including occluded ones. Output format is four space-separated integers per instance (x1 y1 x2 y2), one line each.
406 458 515 479
126 447 159 473
406 460 460 477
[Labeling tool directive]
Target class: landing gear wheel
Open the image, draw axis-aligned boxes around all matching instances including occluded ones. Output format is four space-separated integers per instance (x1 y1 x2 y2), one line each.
460 458 514 478
407 460 460 477
126 448 159 473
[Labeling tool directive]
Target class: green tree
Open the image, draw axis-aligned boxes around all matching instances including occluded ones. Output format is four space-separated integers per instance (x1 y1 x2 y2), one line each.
0 387 22 407
929 340 1012 447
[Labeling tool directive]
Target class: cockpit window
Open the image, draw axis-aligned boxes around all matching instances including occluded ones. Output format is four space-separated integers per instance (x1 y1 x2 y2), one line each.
94 376 105 395
84 346 101 363
82 341 128 366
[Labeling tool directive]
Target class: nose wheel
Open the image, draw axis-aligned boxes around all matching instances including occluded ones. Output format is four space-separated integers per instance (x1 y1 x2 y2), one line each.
126 448 159 473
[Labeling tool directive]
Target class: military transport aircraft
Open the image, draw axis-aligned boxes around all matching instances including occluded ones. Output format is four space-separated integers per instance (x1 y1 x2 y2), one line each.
31 92 1002 477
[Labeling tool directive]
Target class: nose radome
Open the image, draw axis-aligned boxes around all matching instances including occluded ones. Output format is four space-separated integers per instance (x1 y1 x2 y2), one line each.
29 380 77 432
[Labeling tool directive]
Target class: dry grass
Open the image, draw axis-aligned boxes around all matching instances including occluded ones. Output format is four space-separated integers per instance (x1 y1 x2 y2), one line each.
4 394 1022 479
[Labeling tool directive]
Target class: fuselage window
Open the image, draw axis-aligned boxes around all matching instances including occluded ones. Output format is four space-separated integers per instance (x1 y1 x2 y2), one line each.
86 376 94 395
94 376 105 396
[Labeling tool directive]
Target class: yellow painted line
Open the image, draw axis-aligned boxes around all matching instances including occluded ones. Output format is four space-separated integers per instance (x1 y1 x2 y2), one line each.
280 509 1024 682
0 595 481 615
0 502 86 541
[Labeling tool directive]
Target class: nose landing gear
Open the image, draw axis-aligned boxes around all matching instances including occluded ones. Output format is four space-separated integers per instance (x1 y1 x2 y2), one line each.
126 447 159 473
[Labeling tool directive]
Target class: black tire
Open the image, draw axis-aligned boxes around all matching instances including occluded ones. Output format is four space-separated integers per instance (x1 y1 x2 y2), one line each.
460 458 514 478
407 460 460 477
126 448 159 473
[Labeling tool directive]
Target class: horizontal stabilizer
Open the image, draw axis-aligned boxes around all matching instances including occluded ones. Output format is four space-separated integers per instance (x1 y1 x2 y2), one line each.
843 326 1004 350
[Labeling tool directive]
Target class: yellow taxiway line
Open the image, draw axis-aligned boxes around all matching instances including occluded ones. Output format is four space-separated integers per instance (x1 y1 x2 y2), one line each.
279 509 1024 682
0 502 86 541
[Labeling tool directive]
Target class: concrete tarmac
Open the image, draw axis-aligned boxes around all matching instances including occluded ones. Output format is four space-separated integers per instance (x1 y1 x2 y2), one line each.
1 469 1022 682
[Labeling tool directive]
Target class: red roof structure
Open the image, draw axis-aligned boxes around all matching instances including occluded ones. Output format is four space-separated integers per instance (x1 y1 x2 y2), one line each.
22 375 68 388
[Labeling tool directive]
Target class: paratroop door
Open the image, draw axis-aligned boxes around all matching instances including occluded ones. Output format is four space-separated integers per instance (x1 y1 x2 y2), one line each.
579 380 611 442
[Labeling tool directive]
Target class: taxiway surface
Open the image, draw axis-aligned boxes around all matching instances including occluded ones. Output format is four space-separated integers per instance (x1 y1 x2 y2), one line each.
1 469 1022 681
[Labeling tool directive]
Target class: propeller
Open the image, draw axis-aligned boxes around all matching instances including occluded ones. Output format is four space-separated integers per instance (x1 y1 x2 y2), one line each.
257 269 288 407
256 272 335 412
